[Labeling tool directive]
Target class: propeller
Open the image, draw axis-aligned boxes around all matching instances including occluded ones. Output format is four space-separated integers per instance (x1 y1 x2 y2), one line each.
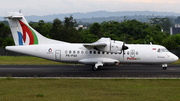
122 43 128 60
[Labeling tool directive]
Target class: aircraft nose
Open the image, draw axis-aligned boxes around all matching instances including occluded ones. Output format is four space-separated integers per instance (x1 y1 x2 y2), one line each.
172 54 179 62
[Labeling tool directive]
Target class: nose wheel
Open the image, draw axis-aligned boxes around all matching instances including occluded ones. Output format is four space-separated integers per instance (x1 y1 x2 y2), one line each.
163 67 167 70
162 64 167 70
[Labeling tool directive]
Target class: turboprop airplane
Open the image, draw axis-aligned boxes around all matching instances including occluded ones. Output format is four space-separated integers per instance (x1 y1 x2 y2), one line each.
5 12 179 71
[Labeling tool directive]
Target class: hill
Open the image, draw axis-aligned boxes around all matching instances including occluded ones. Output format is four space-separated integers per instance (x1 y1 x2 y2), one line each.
0 11 180 23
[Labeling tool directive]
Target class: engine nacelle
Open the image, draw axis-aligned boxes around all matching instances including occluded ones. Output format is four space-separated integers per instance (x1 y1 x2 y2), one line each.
95 38 124 53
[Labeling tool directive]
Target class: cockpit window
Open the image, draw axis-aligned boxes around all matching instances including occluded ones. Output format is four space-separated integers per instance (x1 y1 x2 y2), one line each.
157 48 169 52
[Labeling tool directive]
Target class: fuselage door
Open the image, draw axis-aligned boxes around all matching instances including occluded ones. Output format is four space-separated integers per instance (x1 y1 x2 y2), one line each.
55 50 61 60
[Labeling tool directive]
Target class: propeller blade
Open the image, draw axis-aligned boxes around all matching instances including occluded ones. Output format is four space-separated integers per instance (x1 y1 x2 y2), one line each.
122 43 125 60
122 43 128 60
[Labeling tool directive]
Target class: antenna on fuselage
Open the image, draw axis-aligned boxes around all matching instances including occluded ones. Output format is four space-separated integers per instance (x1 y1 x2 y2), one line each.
19 9 22 13
150 42 152 45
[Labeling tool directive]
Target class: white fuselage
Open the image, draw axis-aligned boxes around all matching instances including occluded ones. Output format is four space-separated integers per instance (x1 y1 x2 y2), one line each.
5 12 179 71
6 43 178 65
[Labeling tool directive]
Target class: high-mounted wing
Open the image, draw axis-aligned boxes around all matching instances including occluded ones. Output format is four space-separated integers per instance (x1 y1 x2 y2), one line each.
83 43 107 49
83 38 128 53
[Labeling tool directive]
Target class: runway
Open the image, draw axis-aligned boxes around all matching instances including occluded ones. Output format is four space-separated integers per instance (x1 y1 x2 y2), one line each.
0 65 180 77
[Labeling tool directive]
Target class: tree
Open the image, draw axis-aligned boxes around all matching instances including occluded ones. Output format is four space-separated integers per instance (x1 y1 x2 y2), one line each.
89 22 102 38
0 23 11 38
79 29 98 43
51 17 82 43
41 22 52 38
64 15 77 29
162 36 177 50
51 18 63 41
144 35 154 44
149 17 171 32
0 23 12 47
2 38 14 48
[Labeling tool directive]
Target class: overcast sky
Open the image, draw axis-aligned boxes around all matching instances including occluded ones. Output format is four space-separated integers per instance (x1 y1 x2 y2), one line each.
1 0 180 16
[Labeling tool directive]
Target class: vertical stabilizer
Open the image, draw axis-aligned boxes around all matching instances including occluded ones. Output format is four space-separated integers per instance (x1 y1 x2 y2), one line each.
6 12 68 46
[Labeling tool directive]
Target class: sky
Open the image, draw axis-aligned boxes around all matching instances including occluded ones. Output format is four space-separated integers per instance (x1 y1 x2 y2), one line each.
0 0 180 16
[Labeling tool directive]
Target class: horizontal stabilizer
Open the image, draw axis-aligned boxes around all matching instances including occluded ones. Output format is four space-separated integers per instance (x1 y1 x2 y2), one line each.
5 12 23 19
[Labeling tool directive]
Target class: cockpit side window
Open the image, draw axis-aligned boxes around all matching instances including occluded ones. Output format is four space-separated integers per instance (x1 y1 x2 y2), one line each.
164 48 169 52
157 48 169 52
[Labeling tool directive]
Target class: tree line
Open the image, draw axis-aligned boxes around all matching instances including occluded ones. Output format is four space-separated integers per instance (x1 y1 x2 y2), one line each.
0 16 180 50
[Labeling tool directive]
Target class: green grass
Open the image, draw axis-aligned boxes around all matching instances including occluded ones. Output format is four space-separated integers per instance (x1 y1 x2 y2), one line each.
0 57 179 101
0 78 180 101
0 56 72 65
171 58 180 64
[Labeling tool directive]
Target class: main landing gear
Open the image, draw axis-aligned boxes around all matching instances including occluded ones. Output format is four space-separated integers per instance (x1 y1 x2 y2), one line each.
92 65 98 71
92 61 103 71
162 64 167 70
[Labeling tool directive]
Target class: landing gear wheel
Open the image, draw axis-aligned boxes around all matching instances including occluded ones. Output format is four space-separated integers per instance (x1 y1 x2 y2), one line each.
162 64 167 70
92 65 98 71
163 67 167 70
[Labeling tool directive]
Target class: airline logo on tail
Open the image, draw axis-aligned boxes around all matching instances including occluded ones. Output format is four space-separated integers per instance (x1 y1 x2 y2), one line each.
17 20 38 45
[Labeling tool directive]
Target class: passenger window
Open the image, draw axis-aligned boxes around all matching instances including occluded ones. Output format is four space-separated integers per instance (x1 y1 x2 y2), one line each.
102 51 104 54
85 51 88 54
127 51 129 55
69 50 71 54
77 51 80 54
90 51 92 54
98 51 100 54
65 50 67 54
81 51 84 54
94 51 96 54
136 51 138 55
73 50 76 54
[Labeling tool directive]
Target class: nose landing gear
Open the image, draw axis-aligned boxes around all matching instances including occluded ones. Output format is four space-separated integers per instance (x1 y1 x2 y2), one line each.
162 64 167 70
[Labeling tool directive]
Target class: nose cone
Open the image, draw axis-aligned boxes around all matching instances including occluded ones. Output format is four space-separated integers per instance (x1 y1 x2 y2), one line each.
172 54 179 62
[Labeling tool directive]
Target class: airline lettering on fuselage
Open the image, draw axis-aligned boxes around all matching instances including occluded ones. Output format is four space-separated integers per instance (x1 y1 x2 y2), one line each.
127 57 141 60
127 49 141 60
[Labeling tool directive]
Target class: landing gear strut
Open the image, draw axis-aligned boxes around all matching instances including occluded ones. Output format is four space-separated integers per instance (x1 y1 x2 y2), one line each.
92 61 103 71
92 65 99 71
162 64 167 70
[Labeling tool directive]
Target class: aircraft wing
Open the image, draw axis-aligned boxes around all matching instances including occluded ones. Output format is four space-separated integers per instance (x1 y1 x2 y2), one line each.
83 43 107 49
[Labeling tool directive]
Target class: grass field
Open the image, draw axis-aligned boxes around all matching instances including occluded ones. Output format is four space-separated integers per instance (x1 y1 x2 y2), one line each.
0 56 179 65
170 58 180 64
0 56 72 65
0 56 180 101
0 78 179 101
